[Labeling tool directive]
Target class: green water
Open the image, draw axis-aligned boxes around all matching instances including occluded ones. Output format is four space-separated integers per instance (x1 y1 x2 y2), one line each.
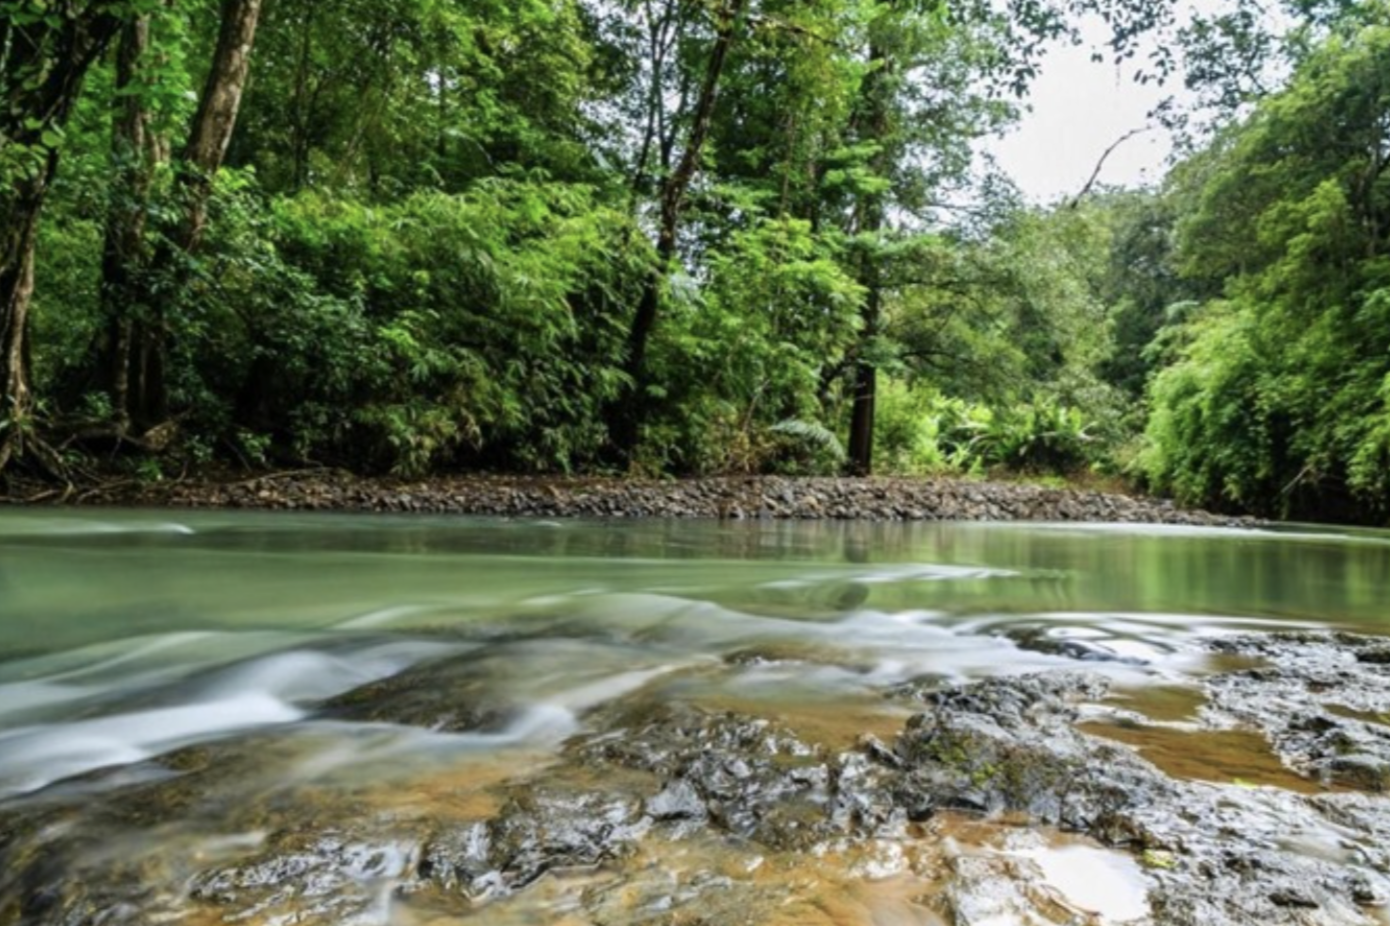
3 511 1387 660
2 508 1386 791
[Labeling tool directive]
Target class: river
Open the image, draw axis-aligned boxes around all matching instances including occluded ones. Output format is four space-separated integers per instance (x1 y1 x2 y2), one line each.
1 510 1389 925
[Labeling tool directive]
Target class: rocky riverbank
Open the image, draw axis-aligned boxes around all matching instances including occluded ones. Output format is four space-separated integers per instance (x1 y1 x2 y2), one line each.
5 631 1390 925
22 470 1256 525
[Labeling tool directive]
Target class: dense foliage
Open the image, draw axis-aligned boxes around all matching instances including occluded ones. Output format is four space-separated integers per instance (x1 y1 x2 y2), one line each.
1140 7 1390 521
3 0 1389 523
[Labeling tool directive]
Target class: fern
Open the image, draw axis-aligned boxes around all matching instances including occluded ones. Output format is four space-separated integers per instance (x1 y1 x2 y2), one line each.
771 419 847 463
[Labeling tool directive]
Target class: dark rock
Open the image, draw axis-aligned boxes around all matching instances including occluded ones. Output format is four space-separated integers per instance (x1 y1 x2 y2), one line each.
57 472 1256 526
892 672 1170 836
1318 755 1390 792
317 649 517 732
1007 628 1151 665
575 702 844 849
418 787 648 901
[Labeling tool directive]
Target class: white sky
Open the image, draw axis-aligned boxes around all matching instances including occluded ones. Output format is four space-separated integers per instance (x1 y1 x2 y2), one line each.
990 2 1236 203
989 42 1174 203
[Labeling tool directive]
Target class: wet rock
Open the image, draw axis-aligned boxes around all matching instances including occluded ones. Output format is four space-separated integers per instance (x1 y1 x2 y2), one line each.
723 639 872 669
189 830 414 924
1355 647 1390 665
1204 632 1390 790
578 702 816 776
894 670 1111 724
891 668 1390 925
1007 627 1151 665
576 702 839 849
317 649 516 732
644 779 706 822
828 751 906 835
574 701 907 850
580 864 779 926
11 634 1390 926
933 853 1082 926
0 735 440 926
1321 754 1390 792
892 672 1170 837
0 809 162 926
418 787 649 901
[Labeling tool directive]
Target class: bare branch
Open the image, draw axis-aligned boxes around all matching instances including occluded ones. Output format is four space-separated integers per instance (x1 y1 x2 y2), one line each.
1068 125 1153 208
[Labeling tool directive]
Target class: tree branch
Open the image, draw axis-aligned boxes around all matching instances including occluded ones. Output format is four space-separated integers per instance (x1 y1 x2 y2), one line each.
1069 126 1153 208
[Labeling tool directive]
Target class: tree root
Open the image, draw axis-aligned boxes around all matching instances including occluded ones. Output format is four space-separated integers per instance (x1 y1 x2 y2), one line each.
0 422 105 497
0 430 73 485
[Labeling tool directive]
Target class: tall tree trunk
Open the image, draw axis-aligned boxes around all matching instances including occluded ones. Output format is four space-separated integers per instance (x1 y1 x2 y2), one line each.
102 17 155 436
0 13 123 472
179 0 262 251
845 40 892 477
0 193 43 474
129 0 263 429
845 287 880 476
612 0 747 459
291 2 315 191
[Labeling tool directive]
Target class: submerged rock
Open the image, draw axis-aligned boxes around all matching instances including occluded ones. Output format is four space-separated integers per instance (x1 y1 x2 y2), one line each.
317 647 518 732
1005 627 1153 665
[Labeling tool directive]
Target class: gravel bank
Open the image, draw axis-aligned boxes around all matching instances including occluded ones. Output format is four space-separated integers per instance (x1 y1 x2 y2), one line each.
61 471 1255 525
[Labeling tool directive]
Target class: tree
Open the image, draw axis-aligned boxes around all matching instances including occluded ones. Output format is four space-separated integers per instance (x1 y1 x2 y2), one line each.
15 0 1354 499
831 0 1178 475
100 15 157 436
0 1 140 471
1143 7 1390 519
118 0 262 430
608 0 750 459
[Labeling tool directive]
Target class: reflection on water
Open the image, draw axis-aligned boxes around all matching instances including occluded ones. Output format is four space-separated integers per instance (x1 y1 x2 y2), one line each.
1 510 1389 923
1079 723 1326 794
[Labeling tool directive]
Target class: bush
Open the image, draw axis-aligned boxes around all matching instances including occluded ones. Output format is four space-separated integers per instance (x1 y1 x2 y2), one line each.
634 217 863 475
875 381 1101 477
265 179 655 473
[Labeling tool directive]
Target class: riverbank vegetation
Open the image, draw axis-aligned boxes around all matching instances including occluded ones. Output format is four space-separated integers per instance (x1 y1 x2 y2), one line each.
2 0 1389 523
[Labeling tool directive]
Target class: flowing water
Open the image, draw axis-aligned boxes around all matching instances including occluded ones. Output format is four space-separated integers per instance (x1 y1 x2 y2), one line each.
2 510 1389 924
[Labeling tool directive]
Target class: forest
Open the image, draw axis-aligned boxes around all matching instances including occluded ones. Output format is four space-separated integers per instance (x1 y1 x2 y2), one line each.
1 0 1388 523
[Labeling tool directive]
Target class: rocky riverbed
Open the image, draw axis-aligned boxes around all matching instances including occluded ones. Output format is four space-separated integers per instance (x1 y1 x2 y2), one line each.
4 630 1389 926
26 470 1255 525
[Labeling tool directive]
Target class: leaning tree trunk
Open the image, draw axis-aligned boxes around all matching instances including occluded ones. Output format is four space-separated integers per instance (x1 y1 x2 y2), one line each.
179 0 262 251
0 10 124 473
610 0 748 460
129 0 262 429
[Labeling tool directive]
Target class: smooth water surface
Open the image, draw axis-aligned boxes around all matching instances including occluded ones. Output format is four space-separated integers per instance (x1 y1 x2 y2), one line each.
1 510 1388 923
